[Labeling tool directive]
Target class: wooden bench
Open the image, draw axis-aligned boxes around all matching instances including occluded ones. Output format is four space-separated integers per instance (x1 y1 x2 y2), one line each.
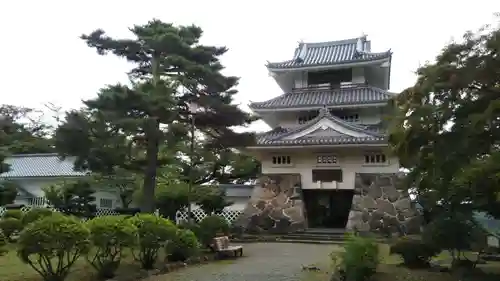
212 236 243 258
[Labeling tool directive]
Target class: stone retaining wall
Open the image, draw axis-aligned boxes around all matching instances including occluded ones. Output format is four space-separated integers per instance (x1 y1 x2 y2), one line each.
346 173 421 236
234 174 305 234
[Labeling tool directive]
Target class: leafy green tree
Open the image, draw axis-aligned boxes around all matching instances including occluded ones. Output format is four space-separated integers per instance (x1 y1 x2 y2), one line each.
154 182 190 221
55 20 256 213
0 104 55 154
90 168 140 208
0 180 19 206
388 19 500 218
193 185 233 215
43 179 97 218
177 139 260 185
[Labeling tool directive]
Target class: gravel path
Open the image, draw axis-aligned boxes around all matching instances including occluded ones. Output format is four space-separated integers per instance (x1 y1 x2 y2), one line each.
148 243 338 281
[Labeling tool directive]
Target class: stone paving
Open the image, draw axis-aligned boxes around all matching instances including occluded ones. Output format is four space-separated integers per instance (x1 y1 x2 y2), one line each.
147 243 338 281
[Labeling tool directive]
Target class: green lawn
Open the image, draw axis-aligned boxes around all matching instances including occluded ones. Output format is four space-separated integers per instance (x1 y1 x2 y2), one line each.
0 244 227 281
0 249 143 281
302 244 500 281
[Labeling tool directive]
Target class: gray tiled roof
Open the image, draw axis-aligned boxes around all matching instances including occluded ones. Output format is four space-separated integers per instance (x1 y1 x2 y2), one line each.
0 153 88 178
249 85 392 110
267 37 391 69
254 108 387 147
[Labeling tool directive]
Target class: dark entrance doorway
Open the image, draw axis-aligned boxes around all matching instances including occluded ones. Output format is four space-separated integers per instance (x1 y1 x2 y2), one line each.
302 189 354 229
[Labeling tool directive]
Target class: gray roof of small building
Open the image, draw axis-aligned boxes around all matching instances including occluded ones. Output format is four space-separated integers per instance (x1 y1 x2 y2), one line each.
249 85 393 110
0 153 88 178
254 108 387 147
473 212 500 237
267 37 391 70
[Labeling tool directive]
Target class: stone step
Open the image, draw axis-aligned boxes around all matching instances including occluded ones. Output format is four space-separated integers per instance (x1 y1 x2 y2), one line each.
280 233 346 241
300 228 347 235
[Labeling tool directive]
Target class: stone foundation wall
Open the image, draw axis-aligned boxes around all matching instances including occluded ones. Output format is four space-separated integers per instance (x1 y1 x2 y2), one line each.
346 173 421 236
234 174 305 234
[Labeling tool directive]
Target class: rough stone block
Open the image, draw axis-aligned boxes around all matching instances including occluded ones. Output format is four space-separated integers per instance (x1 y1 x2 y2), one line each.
234 174 305 233
346 173 422 235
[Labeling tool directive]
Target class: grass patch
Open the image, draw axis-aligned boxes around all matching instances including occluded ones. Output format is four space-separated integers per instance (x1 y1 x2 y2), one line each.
301 243 500 281
0 246 225 281
0 249 142 281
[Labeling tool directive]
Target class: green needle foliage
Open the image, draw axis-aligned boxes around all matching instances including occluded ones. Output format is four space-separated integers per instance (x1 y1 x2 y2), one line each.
54 20 256 213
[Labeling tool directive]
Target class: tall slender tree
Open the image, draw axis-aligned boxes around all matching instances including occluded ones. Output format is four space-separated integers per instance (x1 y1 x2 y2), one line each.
55 20 256 212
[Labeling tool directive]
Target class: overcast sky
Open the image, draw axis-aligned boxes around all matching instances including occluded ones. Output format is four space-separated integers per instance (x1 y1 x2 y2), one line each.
1 1 498 131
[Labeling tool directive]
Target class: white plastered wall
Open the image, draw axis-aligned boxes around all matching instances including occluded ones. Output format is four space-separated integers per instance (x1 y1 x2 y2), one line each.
257 148 399 190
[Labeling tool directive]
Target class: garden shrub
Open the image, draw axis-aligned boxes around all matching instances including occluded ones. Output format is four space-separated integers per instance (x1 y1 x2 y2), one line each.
0 231 7 256
21 208 54 225
129 214 177 269
390 237 440 268
3 209 23 220
178 221 201 237
86 215 138 278
17 213 91 281
338 235 379 281
198 215 229 249
0 217 23 242
422 212 487 268
166 229 200 262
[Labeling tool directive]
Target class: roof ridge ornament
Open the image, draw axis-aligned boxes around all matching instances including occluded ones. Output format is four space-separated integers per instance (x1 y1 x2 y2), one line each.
356 37 364 54
296 42 308 62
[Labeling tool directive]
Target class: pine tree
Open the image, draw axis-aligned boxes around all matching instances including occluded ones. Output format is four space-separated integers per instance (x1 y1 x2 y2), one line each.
55 20 256 213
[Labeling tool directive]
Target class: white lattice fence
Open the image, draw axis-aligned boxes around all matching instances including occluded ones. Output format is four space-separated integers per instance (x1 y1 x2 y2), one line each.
0 205 241 224
0 205 117 218
175 208 243 225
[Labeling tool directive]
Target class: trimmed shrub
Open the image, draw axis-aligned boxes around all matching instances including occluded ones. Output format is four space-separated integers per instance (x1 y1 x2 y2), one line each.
339 235 379 281
0 231 7 256
178 221 201 237
3 209 23 220
86 215 138 278
21 208 54 225
197 215 229 249
0 217 23 242
390 238 440 268
166 229 200 262
129 214 177 269
17 213 91 281
422 213 486 268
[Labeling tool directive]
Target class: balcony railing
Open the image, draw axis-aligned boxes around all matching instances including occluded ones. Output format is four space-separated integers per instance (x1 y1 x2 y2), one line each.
292 82 367 93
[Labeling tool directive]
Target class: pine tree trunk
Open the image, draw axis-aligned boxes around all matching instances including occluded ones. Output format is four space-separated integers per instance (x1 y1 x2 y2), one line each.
142 118 159 213
141 55 160 214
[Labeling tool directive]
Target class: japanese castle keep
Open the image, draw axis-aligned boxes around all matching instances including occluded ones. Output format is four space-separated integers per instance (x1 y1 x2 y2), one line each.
237 36 421 235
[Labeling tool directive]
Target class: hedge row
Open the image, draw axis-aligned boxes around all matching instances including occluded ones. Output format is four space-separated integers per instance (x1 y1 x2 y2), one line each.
0 208 230 281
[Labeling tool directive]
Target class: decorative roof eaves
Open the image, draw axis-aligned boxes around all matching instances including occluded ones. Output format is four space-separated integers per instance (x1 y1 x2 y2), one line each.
266 54 391 72
250 136 388 148
249 102 388 112
270 108 382 141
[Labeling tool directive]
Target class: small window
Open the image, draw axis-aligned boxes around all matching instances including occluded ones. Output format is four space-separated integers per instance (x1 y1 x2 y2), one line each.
316 154 337 165
272 155 292 165
340 114 360 122
364 153 387 164
298 110 319 124
99 198 113 209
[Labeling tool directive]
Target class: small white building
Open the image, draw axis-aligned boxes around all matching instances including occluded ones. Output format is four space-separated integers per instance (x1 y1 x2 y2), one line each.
0 153 253 213
243 36 403 230
0 153 120 209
